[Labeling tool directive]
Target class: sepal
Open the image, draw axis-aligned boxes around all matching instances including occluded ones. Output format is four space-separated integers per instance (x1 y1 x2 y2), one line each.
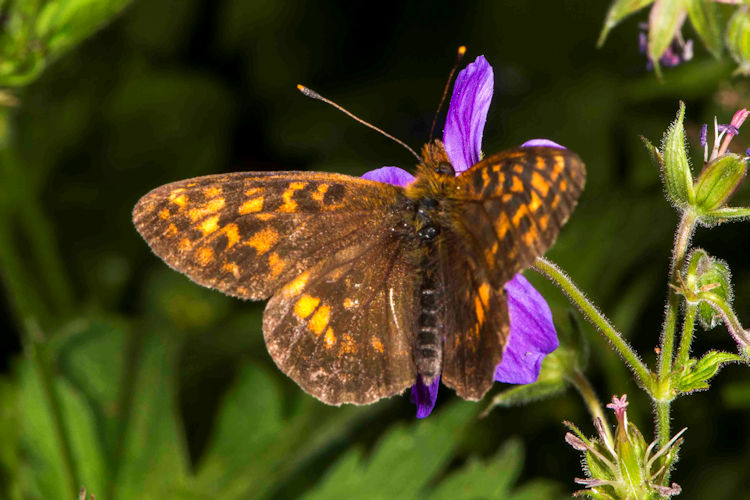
661 102 695 207
694 153 747 213
675 350 743 394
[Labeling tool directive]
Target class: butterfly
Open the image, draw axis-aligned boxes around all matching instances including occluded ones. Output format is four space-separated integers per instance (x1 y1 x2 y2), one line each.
133 138 585 406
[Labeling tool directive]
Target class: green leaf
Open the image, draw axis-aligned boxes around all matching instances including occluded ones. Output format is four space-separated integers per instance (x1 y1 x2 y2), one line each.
693 254 733 330
428 439 524 500
647 0 687 77
685 0 722 59
661 101 694 207
0 378 21 500
598 0 656 47
727 6 750 76
675 351 744 393
304 403 475 500
483 379 567 412
694 154 747 213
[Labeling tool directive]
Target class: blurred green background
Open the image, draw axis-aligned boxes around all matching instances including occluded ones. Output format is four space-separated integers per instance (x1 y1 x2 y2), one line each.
1 1 749 498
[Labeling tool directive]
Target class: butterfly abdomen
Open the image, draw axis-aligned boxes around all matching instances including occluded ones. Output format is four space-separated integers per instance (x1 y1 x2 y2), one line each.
416 258 443 385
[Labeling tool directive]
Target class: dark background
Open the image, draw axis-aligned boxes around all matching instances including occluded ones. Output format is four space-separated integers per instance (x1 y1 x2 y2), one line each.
2 1 750 498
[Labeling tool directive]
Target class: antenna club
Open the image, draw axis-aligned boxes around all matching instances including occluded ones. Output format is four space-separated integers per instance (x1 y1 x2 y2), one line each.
458 46 467 56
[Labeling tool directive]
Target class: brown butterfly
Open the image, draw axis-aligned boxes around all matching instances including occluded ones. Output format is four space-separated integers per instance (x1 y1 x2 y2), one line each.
133 143 584 406
133 55 585 408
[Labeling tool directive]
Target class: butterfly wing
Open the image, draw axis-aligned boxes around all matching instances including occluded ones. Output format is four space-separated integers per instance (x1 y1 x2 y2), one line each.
438 146 585 399
436 233 509 401
133 171 420 405
133 171 406 300
452 146 586 288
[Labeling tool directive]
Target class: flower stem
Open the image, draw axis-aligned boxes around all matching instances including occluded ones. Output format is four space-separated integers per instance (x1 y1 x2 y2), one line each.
675 304 697 370
567 368 614 445
656 210 697 449
532 258 651 390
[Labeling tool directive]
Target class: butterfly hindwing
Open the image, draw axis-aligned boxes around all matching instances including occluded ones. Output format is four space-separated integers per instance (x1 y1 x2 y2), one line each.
133 171 405 301
452 146 585 287
263 229 420 405
437 233 509 401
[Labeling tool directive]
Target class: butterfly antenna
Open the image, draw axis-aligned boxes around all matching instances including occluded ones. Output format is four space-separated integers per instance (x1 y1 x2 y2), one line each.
297 84 421 162
428 45 467 143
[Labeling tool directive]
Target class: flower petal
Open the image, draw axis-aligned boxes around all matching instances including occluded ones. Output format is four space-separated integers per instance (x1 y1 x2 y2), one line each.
361 166 415 187
494 274 558 384
521 139 566 149
410 375 440 418
443 55 494 173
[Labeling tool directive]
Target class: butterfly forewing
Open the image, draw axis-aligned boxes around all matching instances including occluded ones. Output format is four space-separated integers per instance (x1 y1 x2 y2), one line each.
133 171 405 301
452 146 586 287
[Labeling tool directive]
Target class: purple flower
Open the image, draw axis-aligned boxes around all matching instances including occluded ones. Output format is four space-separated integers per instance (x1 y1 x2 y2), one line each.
363 56 559 418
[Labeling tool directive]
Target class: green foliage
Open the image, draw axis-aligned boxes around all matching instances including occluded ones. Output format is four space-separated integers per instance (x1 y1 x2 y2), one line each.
598 0 655 47
675 351 743 393
685 0 723 59
0 0 133 86
727 6 750 75
694 153 747 213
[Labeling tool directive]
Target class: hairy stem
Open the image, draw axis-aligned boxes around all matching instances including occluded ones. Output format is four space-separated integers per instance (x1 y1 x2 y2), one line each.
533 258 651 390
675 304 697 370
567 368 614 445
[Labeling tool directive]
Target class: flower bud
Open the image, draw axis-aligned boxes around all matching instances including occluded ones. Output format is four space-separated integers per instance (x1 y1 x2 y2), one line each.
693 252 733 330
727 6 750 76
694 153 747 212
661 102 695 207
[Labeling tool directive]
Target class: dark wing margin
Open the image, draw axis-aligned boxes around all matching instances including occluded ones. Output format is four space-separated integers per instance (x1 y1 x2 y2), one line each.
452 146 586 287
133 171 405 301
262 230 420 405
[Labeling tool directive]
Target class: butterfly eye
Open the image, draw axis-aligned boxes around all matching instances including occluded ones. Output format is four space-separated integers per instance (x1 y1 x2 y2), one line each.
436 162 455 176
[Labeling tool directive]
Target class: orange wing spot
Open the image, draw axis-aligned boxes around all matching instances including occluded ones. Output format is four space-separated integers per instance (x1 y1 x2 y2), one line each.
323 327 336 348
497 172 505 187
309 304 331 335
196 247 215 266
179 238 192 251
478 282 491 307
474 296 485 325
256 213 274 221
311 183 329 202
513 164 524 174
239 197 264 214
495 210 511 239
559 179 568 192
247 227 279 254
339 334 357 354
222 261 241 279
502 194 513 203
370 336 384 353
529 190 542 213
512 204 530 227
166 223 178 237
536 155 546 170
171 194 187 208
551 155 565 181
278 182 307 212
531 172 550 197
169 188 186 202
510 176 524 193
159 208 170 219
244 187 262 196
268 252 284 277
538 214 549 230
283 271 309 296
480 168 491 193
203 186 222 198
294 294 320 319
188 198 225 221
343 297 355 308
221 223 240 249
523 225 539 247
551 194 561 209
186 182 197 187
199 214 220 235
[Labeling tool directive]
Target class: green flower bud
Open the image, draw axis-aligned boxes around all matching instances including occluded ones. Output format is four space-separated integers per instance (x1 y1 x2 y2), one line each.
727 6 750 76
694 252 733 330
661 102 695 207
694 153 747 212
